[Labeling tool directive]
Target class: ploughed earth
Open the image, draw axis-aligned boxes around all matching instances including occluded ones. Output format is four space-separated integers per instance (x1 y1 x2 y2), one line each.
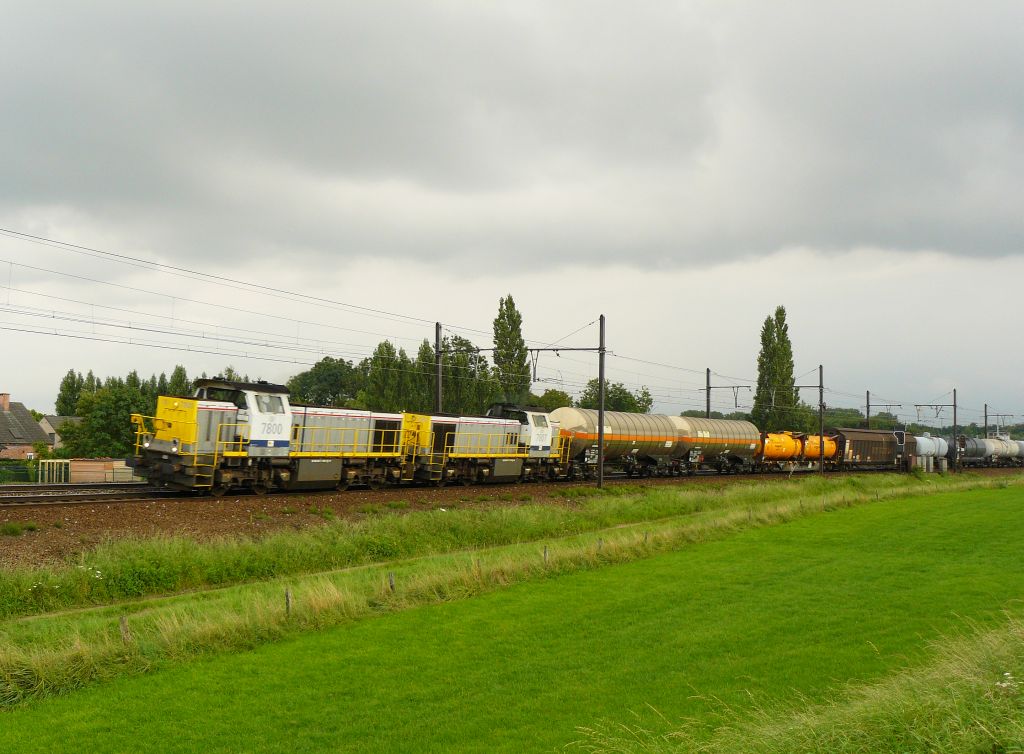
1 469 1018 567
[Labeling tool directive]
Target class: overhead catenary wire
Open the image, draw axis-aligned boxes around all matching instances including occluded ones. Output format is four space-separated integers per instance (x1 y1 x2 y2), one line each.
6 231 1021 421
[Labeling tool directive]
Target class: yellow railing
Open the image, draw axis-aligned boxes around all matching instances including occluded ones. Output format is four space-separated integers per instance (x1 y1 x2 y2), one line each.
443 431 527 459
550 430 576 464
291 425 404 458
130 413 198 456
554 431 574 464
214 423 251 457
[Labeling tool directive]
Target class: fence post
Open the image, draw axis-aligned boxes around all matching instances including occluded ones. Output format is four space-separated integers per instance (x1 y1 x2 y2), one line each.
388 572 396 592
543 545 548 565
119 615 133 645
285 588 292 618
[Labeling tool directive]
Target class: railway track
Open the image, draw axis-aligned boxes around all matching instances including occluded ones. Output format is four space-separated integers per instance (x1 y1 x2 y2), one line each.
0 472 773 508
1 467 1018 509
0 483 176 507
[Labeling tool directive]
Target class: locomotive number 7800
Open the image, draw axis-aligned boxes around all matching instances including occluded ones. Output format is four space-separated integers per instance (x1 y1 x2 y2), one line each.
260 422 284 435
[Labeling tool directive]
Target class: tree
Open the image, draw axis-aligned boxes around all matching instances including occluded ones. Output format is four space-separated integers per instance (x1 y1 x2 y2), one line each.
61 383 150 458
168 365 191 396
442 335 499 415
82 370 99 395
360 341 409 412
408 339 436 413
532 389 573 412
751 306 801 431
492 295 531 404
576 380 653 413
55 369 84 415
681 409 725 419
287 357 362 406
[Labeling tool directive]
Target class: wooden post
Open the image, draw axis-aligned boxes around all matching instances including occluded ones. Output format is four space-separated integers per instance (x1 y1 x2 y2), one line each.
543 545 548 564
285 588 292 618
388 572 396 592
119 615 133 645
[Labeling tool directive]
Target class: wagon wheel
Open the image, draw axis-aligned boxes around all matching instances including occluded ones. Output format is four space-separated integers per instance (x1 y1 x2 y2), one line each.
209 484 227 497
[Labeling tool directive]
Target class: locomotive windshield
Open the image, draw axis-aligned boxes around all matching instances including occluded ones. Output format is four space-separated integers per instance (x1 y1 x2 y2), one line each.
203 387 248 409
255 394 285 414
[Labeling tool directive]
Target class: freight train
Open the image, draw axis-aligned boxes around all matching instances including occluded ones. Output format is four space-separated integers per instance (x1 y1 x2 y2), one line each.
129 378 1001 495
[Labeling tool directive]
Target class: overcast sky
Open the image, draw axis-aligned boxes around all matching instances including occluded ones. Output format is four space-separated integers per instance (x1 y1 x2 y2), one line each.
2 1 1022 429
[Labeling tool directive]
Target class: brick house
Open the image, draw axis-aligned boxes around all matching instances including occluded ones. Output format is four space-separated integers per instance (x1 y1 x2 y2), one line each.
0 393 51 459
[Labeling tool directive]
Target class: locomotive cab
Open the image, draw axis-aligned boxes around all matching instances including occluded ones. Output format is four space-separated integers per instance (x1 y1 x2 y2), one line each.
485 404 554 458
193 379 292 458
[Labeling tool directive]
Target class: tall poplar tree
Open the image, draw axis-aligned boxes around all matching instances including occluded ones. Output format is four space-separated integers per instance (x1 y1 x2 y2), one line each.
54 369 84 415
751 306 800 431
360 341 411 412
167 365 191 396
492 295 530 404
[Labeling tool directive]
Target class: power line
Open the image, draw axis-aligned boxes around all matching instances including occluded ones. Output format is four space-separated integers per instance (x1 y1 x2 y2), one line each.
0 227 443 328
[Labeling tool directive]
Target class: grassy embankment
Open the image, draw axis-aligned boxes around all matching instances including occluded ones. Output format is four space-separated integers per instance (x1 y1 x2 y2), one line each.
0 474 1016 708
0 474 991 621
0 483 1023 752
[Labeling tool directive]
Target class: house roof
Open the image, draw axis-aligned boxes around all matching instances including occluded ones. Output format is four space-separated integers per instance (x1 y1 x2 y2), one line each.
0 402 51 446
42 415 82 433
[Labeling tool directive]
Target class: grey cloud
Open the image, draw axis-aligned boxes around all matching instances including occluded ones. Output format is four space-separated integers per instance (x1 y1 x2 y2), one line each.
1 1 1022 270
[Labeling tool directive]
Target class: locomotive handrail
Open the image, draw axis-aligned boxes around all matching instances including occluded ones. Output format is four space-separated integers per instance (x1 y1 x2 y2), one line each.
442 431 528 459
215 423 252 457
555 430 574 464
291 425 404 458
130 413 199 457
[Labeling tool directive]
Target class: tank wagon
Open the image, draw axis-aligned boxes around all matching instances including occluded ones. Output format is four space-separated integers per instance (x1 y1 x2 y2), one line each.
755 432 837 470
548 407 760 475
957 435 1023 467
910 433 949 472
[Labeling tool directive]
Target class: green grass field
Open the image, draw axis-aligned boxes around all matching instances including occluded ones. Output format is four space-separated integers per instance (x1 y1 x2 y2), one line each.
2 483 1023 752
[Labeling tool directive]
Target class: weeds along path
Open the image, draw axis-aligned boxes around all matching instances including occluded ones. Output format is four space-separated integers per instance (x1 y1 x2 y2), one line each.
4 484 1024 753
0 474 1018 706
